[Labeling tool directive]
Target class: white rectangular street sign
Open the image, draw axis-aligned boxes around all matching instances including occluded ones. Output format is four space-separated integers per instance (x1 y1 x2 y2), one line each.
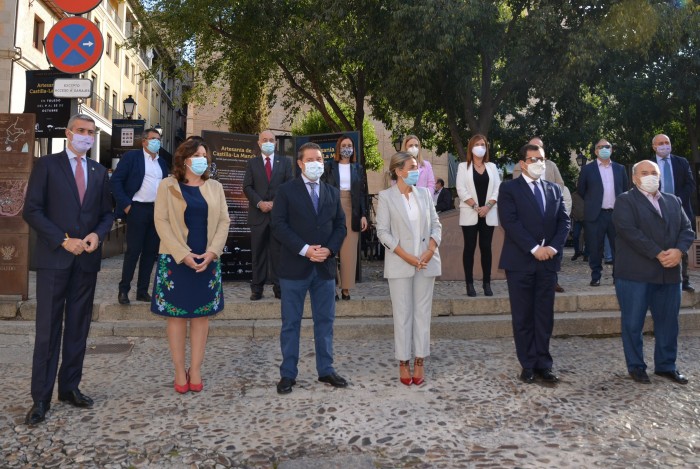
121 128 134 146
53 78 93 98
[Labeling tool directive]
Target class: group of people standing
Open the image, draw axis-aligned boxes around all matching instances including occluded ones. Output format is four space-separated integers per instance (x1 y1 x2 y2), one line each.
21 113 695 427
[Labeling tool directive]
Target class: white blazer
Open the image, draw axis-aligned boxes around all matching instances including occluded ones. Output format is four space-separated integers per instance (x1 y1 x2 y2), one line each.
456 161 501 226
376 185 442 279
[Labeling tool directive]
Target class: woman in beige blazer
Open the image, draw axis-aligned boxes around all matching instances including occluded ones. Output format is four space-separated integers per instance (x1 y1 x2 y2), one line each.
456 134 501 297
376 152 442 386
151 138 230 393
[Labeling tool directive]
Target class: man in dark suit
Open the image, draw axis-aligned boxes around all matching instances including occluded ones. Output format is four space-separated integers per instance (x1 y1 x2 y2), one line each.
613 160 694 385
271 142 348 394
243 130 294 300
110 128 169 305
498 144 570 384
23 114 114 424
577 138 629 286
652 133 696 292
433 178 453 213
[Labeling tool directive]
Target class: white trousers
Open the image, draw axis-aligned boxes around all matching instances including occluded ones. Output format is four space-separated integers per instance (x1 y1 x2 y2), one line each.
387 271 435 360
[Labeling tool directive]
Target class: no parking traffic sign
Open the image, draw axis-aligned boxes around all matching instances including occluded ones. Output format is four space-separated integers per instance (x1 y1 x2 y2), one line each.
53 0 102 15
45 17 104 74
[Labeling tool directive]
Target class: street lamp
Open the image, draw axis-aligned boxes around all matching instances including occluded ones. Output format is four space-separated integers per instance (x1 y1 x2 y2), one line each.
154 123 163 135
576 152 587 167
123 95 136 120
393 134 403 152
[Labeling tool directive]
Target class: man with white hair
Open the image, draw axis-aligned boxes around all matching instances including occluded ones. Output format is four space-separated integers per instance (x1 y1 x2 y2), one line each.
612 160 694 385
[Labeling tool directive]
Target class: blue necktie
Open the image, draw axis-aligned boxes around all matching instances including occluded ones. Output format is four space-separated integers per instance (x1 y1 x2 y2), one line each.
662 157 674 193
307 182 319 213
532 181 545 215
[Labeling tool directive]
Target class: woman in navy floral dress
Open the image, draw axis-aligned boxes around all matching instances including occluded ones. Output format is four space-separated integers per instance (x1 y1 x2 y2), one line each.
151 139 230 393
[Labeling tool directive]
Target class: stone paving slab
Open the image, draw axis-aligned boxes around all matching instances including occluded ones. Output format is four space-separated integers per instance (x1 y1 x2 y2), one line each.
3 334 700 468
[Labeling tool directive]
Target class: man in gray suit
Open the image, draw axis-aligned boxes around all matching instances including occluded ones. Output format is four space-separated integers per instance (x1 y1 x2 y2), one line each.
243 130 294 300
613 160 694 385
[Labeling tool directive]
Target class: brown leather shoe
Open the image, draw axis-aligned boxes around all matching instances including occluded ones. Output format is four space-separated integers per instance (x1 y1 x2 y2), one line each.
554 283 565 293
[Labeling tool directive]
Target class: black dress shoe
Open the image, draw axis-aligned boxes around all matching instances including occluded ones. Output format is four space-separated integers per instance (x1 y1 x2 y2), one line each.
276 377 296 394
590 280 600 287
318 373 348 388
250 292 262 301
571 253 580 261
682 282 695 293
466 283 476 297
604 259 614 265
25 401 50 425
341 292 351 300
273 287 282 299
654 370 688 385
520 368 535 384
483 283 493 296
118 292 130 305
58 389 94 408
629 367 651 384
535 368 559 383
136 292 151 302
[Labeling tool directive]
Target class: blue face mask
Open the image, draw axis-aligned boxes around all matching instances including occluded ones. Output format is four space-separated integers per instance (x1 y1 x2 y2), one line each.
146 139 161 154
188 156 208 176
261 142 275 155
598 148 611 159
402 169 420 186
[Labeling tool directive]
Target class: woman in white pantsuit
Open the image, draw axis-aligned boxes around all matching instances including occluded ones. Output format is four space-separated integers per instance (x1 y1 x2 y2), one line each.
376 152 442 386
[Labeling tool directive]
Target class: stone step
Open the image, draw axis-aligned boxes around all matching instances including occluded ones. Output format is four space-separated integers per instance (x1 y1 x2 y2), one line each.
5 291 698 322
3 309 700 340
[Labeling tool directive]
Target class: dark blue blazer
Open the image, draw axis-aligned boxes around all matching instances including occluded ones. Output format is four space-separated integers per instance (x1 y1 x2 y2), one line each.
497 177 570 272
577 160 629 222
321 160 367 232
613 187 694 284
666 154 696 223
23 151 114 272
271 178 347 280
243 154 294 226
110 149 170 218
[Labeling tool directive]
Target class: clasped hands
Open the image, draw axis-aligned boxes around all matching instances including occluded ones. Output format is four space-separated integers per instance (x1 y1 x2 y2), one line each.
183 252 218 272
306 245 332 263
408 249 434 271
656 248 682 268
258 201 274 213
533 246 556 261
63 233 99 256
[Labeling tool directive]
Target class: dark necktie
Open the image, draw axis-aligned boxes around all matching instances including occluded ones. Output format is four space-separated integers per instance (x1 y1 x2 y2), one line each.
265 157 272 182
662 157 673 193
307 182 319 213
75 155 86 204
532 180 544 215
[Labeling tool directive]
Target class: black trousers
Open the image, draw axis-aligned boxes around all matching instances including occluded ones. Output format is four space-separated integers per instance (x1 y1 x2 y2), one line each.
119 202 159 295
461 219 495 283
31 262 97 402
584 209 615 282
250 220 280 293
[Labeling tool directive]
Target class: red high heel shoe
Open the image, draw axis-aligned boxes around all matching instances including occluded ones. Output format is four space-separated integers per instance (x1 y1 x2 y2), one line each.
399 360 412 386
412 357 425 386
188 368 203 392
174 370 189 394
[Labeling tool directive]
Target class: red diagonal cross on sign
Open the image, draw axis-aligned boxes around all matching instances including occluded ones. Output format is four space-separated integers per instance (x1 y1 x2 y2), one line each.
56 29 91 62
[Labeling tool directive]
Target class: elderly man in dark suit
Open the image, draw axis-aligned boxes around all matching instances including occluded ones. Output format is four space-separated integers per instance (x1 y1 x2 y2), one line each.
577 138 629 286
23 114 114 425
243 130 294 300
613 160 694 385
271 142 347 394
498 144 570 384
652 133 697 292
110 128 169 305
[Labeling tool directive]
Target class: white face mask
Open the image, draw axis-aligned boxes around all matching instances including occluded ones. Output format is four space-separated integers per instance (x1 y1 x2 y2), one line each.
655 144 671 158
638 175 659 193
407 146 420 157
303 161 324 181
527 160 546 179
472 146 486 158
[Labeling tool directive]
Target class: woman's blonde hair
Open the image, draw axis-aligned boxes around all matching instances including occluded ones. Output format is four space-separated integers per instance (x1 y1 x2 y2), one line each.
401 134 423 165
389 152 415 181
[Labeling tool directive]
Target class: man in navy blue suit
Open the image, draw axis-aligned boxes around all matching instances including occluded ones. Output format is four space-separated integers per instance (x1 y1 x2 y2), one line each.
577 138 629 286
271 142 348 394
498 144 570 384
652 133 696 292
110 128 169 305
23 114 114 424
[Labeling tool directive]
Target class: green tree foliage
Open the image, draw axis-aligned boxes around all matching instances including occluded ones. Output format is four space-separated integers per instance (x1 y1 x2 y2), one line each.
291 104 383 172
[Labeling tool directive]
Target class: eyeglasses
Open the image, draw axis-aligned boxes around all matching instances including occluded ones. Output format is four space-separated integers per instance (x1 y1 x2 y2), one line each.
596 145 611 149
523 157 545 163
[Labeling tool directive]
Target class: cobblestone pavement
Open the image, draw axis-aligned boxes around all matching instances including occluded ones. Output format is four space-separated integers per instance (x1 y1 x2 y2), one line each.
2 333 700 468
